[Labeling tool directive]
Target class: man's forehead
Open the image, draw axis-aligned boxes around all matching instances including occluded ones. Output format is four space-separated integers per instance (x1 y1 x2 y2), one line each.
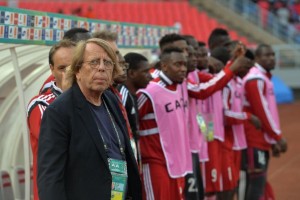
86 42 107 52
262 47 274 54
188 46 196 53
55 46 75 53
52 47 74 60
84 45 110 59
137 61 151 70
198 46 208 53
171 52 186 61
188 38 198 48
219 36 231 46
173 40 188 47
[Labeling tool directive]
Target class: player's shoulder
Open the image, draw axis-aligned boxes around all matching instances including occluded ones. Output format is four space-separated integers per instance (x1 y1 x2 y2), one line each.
39 74 55 94
187 78 197 85
27 92 56 117
150 68 161 79
117 84 129 96
28 91 56 108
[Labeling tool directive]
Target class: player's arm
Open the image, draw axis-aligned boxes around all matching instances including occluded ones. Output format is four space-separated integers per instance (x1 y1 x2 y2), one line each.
27 103 47 140
222 85 251 125
136 91 159 137
188 66 234 99
244 79 281 141
188 56 255 99
137 92 153 119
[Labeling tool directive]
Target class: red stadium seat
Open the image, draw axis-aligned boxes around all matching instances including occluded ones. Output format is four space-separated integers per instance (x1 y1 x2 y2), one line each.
0 1 7 6
17 1 251 45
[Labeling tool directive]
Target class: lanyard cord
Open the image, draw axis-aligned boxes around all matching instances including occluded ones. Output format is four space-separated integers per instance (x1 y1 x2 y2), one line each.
103 99 126 159
89 98 126 160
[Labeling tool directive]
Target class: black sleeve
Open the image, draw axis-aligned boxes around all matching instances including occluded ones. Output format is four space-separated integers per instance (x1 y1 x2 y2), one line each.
37 105 69 200
125 94 139 134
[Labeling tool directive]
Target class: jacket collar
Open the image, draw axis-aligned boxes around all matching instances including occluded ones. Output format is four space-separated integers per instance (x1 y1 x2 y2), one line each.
72 83 109 168
72 83 129 168
51 81 63 97
255 63 267 74
255 63 272 79
159 71 173 86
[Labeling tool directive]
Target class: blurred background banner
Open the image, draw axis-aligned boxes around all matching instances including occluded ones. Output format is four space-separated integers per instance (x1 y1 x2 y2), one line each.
0 6 179 48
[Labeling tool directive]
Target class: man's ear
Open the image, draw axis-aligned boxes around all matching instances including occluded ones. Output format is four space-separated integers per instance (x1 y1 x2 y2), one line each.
160 62 167 72
50 64 54 73
127 69 135 78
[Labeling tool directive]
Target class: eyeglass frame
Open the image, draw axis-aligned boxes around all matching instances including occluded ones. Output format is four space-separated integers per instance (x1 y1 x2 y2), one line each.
82 58 115 70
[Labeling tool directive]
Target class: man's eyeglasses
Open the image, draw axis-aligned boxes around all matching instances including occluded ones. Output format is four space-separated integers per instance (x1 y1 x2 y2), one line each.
119 62 129 70
83 58 115 70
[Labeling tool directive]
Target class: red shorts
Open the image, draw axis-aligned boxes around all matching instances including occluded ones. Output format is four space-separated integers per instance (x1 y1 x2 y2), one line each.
142 162 185 200
233 150 242 183
220 146 237 191
201 140 222 193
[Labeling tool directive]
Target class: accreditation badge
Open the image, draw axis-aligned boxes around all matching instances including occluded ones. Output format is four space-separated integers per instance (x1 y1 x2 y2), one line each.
108 158 128 200
206 113 214 142
196 113 214 142
206 121 214 142
196 113 207 135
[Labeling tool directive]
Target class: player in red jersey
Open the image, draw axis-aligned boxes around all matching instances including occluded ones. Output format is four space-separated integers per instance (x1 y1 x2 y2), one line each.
27 40 75 200
242 44 287 200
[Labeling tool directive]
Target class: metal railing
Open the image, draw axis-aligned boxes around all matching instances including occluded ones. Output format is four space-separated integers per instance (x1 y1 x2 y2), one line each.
215 0 298 44
273 45 300 69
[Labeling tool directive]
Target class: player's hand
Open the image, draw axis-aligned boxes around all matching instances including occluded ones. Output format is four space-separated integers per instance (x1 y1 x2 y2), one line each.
229 56 253 73
250 115 262 130
271 143 281 157
277 138 288 153
61 65 71 91
231 41 246 60
208 57 224 74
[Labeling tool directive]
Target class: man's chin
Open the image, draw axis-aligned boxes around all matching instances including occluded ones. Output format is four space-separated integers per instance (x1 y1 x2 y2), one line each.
188 67 196 72
267 65 275 71
141 82 150 89
176 79 185 84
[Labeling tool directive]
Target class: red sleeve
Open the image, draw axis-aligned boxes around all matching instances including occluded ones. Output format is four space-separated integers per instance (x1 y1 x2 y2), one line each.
223 86 251 125
136 91 159 136
27 103 44 200
187 66 234 99
245 79 282 141
137 92 154 119
197 72 212 83
27 104 44 141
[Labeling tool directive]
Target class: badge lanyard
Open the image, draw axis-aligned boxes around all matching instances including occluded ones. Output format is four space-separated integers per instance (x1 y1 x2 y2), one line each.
89 98 128 200
90 98 126 160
